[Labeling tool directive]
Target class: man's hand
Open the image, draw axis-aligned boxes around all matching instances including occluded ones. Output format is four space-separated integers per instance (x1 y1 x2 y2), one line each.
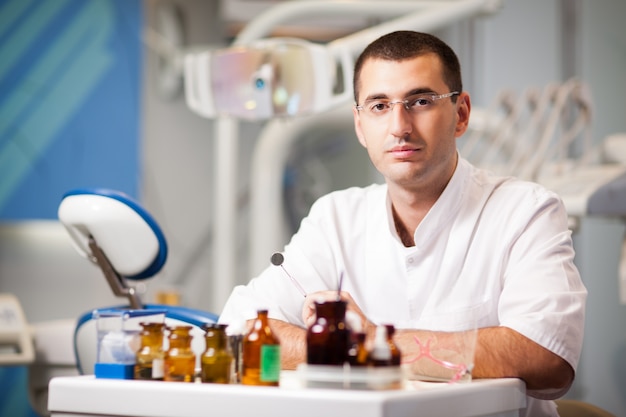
302 290 375 335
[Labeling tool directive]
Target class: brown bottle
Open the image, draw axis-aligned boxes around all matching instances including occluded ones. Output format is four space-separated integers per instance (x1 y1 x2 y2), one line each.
242 310 281 386
369 325 392 367
384 324 402 366
200 323 233 384
164 325 196 382
134 322 165 380
226 320 246 383
347 331 368 367
306 300 349 365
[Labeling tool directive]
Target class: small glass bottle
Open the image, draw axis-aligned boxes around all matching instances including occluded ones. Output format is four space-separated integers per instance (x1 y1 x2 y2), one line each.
384 324 402 366
369 325 392 367
164 325 196 382
226 320 246 383
306 299 349 365
242 310 281 386
200 323 233 384
347 331 368 367
134 322 165 380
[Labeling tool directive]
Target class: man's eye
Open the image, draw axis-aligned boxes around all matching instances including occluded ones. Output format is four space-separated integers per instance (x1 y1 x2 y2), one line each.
370 102 390 112
410 97 433 108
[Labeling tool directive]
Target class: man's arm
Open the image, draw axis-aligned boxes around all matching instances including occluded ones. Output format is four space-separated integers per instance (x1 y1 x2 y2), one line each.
394 325 574 396
247 318 306 369
301 290 574 396
260 317 574 395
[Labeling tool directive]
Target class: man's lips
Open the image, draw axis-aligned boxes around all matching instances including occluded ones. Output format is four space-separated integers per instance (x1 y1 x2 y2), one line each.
388 145 420 158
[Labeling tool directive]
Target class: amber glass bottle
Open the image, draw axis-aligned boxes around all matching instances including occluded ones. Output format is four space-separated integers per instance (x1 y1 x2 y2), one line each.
134 322 165 380
384 324 402 366
164 325 196 382
226 320 246 383
369 325 392 367
242 310 281 386
306 300 349 365
347 331 368 367
200 323 233 384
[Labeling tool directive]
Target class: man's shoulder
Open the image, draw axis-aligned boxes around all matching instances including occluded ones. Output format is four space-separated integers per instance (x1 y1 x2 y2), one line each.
468 163 563 210
309 184 387 217
466 161 556 194
319 183 386 203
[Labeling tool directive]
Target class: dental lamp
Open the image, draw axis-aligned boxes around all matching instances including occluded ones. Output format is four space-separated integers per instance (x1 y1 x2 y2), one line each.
58 188 217 375
184 37 353 120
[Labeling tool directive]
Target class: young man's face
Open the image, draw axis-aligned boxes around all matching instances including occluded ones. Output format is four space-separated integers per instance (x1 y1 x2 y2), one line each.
353 53 470 193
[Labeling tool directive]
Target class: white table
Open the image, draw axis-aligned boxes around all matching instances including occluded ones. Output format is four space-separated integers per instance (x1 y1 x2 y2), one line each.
48 374 526 417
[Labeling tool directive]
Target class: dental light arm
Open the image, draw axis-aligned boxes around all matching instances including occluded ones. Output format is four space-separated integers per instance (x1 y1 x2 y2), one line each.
58 189 168 309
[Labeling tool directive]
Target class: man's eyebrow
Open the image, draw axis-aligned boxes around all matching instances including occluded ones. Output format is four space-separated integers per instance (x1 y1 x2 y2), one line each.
363 88 437 102
407 87 437 96
362 93 389 102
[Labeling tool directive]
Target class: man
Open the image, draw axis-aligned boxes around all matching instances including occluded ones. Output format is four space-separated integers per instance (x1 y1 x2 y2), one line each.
219 31 586 416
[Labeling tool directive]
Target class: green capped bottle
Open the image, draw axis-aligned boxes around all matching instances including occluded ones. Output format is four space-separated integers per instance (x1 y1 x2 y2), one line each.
242 310 281 386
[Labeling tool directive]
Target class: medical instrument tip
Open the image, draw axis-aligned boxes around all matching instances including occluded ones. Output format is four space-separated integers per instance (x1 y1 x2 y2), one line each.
270 252 284 266
270 252 306 297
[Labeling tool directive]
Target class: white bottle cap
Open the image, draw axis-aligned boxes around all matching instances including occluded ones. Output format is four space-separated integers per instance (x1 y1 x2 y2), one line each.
370 325 391 361
225 319 247 336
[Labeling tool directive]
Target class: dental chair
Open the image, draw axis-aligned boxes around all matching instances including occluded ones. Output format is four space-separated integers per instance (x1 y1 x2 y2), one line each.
58 188 218 376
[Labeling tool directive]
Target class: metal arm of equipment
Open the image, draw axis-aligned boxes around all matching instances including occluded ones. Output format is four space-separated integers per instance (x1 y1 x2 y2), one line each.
233 0 502 46
87 237 143 310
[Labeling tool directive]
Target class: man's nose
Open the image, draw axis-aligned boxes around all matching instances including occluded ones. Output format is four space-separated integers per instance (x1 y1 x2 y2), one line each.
388 102 413 137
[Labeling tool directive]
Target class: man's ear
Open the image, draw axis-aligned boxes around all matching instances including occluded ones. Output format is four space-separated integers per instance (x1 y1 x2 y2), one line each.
454 93 471 138
353 106 368 148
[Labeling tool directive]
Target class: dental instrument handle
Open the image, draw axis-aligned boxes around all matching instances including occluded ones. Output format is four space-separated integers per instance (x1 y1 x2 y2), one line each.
337 271 344 301
270 252 307 297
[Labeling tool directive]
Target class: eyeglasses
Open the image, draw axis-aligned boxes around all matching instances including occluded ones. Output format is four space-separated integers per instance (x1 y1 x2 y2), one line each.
355 91 459 118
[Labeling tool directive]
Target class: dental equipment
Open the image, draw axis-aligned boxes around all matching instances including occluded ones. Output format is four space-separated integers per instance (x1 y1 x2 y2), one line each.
58 188 218 375
519 78 593 181
270 252 307 297
462 79 595 183
58 188 167 309
461 89 514 165
184 37 353 120
0 293 34 365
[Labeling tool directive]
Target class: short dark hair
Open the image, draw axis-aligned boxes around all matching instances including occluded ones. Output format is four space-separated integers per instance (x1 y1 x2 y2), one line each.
353 31 463 103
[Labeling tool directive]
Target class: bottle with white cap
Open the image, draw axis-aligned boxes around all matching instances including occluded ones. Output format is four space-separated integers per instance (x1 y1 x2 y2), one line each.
368 325 392 367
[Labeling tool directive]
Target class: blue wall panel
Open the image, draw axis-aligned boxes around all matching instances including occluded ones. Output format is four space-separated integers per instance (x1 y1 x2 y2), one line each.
0 0 142 220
